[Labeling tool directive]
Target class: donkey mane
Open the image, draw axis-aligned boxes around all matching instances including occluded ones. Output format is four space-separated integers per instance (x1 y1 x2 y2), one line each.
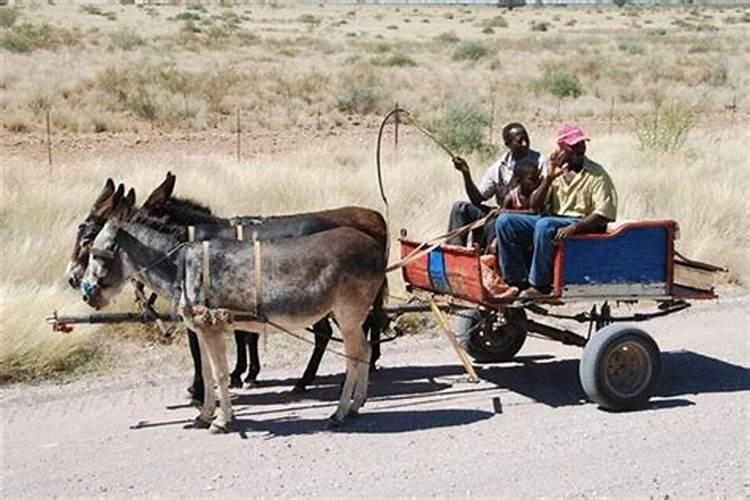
154 196 229 226
129 211 188 239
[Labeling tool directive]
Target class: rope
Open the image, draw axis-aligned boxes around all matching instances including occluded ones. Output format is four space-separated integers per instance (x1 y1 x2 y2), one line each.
386 207 500 273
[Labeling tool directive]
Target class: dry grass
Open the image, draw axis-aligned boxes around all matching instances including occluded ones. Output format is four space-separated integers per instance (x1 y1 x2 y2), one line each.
1 2 749 382
1 3 748 134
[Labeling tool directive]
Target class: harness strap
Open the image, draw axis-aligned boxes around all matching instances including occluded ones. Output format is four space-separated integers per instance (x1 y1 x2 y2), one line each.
91 247 115 260
253 233 262 317
202 241 211 304
187 226 196 242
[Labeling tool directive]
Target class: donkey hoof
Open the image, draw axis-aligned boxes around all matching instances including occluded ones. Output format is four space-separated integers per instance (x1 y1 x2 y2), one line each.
292 384 307 394
191 416 212 429
229 377 243 389
327 415 344 429
209 421 231 434
242 381 256 390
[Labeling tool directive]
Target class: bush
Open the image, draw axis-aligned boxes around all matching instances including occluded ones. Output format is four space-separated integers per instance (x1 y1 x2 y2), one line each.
0 23 65 53
0 8 19 29
452 40 490 61
110 28 146 51
618 41 645 55
530 21 549 32
435 31 460 44
430 101 496 156
635 102 696 153
336 66 383 115
536 70 583 98
298 14 320 26
481 15 508 29
373 52 416 67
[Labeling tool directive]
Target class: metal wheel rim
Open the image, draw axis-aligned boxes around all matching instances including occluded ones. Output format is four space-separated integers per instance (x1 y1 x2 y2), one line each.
603 340 653 399
478 317 520 351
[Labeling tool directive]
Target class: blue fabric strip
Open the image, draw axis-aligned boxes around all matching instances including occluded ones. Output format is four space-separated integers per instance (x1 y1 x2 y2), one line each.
428 249 453 294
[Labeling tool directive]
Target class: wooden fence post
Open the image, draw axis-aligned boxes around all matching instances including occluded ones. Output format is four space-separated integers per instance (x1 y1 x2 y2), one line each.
236 107 241 164
46 108 52 172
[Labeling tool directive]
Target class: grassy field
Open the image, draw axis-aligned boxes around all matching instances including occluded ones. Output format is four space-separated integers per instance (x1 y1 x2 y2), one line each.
1 1 749 382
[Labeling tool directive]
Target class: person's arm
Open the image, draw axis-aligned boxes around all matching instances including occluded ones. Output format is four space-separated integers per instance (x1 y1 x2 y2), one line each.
554 213 609 241
453 156 485 206
530 149 566 211
555 173 617 240
502 191 514 210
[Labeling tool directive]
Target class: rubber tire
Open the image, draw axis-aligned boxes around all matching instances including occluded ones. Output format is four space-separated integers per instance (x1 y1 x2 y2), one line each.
580 324 661 411
456 309 527 362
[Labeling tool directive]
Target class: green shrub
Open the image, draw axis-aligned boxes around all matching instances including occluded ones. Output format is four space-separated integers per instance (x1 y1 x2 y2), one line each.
635 102 696 153
701 63 728 87
435 31 460 44
430 101 496 156
298 14 320 26
176 11 202 22
481 15 508 29
128 91 157 121
618 41 645 55
336 66 383 115
536 70 583 98
482 27 494 34
530 21 549 32
452 40 490 61
0 23 64 53
0 8 19 29
373 52 416 67
110 28 146 51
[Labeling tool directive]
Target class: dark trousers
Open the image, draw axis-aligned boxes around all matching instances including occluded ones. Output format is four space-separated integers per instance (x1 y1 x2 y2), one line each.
447 201 495 249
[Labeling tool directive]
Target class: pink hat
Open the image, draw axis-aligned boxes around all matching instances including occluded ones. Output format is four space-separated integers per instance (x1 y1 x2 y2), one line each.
556 122 589 146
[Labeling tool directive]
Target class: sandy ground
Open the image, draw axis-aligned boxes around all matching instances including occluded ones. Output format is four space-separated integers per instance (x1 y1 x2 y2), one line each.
2 290 748 497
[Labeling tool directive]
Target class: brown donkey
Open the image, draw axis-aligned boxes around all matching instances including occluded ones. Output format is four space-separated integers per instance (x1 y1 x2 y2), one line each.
81 188 386 432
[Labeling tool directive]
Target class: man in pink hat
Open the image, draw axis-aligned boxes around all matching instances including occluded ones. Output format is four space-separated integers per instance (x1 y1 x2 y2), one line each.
495 122 618 298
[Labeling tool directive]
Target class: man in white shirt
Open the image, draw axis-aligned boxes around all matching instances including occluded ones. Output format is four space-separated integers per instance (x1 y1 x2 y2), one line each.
447 122 547 248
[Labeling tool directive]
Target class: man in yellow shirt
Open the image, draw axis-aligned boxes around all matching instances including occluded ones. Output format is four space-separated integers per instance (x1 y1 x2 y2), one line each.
495 123 618 298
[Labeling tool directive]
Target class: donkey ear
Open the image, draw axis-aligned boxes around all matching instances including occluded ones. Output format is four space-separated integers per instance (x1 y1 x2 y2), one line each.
142 172 176 211
125 188 136 208
91 182 125 219
88 178 116 216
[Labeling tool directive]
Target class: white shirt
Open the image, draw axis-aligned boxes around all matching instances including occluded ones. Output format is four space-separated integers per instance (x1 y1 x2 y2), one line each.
477 150 548 205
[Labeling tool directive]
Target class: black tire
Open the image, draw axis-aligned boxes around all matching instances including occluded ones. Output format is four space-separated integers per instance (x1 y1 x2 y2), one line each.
580 324 661 411
455 309 527 362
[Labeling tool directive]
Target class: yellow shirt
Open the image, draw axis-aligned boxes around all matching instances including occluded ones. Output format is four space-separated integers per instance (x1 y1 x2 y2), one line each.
547 158 617 221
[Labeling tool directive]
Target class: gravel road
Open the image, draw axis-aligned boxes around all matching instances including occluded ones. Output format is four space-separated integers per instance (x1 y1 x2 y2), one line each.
3 292 748 497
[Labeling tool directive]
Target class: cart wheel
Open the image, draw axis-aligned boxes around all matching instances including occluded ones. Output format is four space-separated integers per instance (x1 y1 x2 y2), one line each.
457 309 527 362
579 324 661 411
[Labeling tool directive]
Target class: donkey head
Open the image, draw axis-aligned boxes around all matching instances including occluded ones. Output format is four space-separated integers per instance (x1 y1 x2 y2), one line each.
80 187 137 309
66 172 177 291
65 179 122 290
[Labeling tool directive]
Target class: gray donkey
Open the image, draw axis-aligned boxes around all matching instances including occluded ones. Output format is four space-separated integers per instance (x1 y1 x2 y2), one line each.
81 188 386 433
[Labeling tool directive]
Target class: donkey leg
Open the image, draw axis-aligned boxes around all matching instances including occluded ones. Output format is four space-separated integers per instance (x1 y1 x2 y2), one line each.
348 329 372 415
201 328 234 434
193 331 216 429
363 315 381 372
187 329 204 404
329 315 369 425
229 330 247 388
293 319 332 393
243 332 260 389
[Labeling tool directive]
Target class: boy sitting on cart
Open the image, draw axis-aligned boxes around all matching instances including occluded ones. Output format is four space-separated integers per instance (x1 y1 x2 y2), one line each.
495 123 618 299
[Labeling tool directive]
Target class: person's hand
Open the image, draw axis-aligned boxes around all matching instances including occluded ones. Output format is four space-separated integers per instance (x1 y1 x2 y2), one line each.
548 147 569 179
452 156 470 174
554 224 578 241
